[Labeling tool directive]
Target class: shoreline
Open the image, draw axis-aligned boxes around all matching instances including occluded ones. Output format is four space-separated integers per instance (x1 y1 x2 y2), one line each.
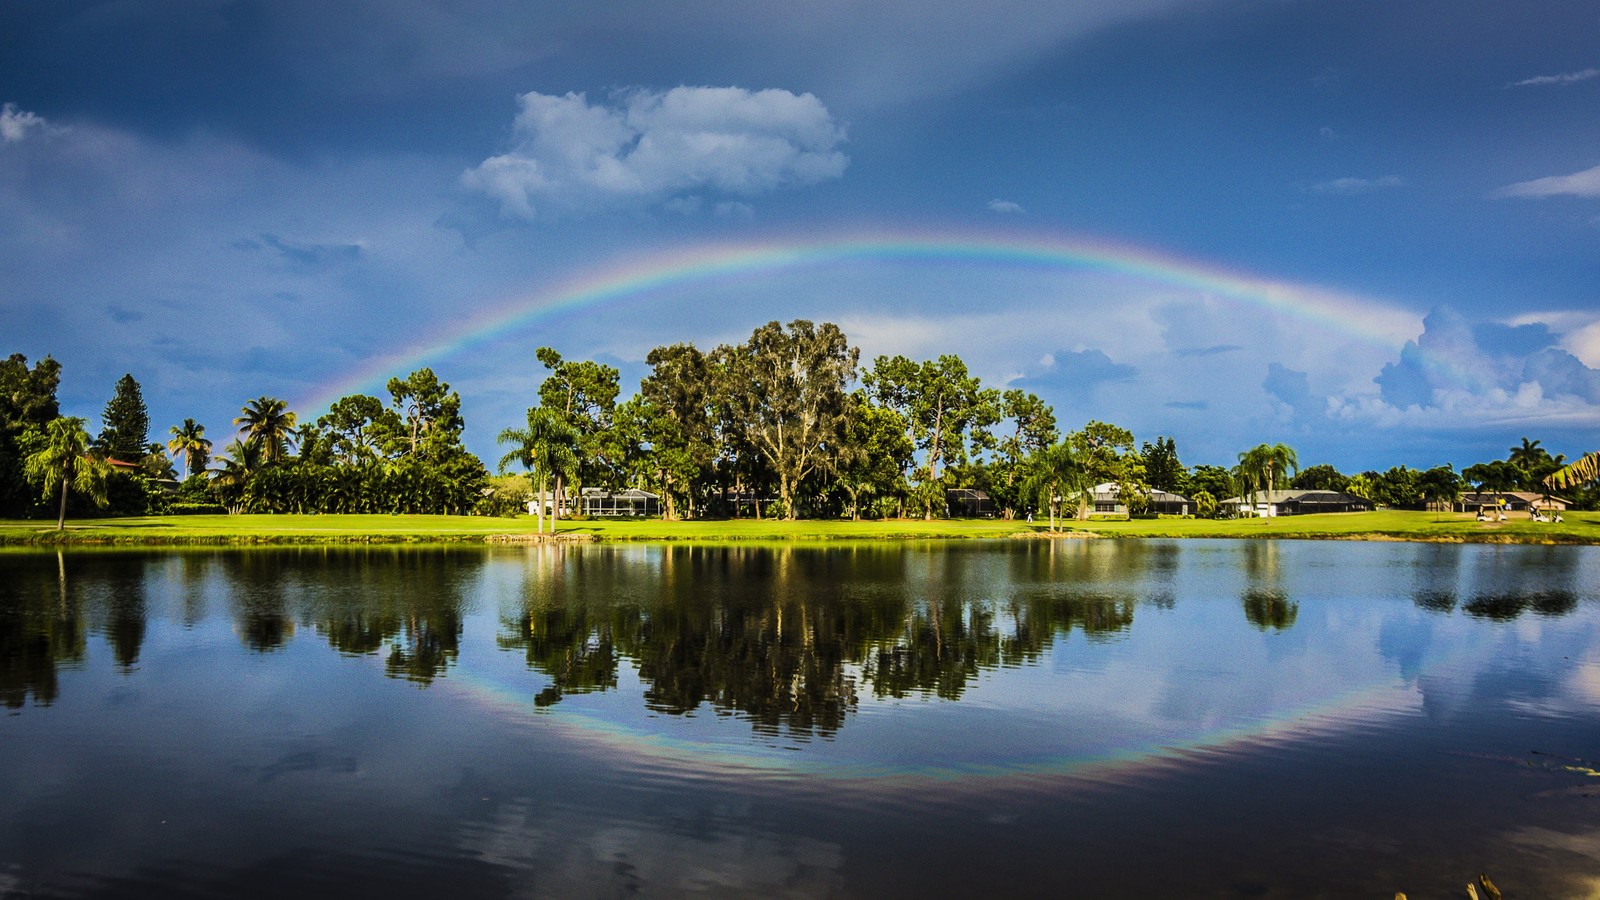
0 510 1595 548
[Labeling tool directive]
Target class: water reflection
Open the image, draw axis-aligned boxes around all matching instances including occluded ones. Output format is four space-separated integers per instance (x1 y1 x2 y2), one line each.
3 541 1599 899
0 553 85 708
492 545 1144 731
0 542 1596 731
1462 590 1579 620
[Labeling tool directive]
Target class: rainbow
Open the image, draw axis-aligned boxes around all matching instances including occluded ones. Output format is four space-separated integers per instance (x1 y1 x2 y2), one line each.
295 228 1429 413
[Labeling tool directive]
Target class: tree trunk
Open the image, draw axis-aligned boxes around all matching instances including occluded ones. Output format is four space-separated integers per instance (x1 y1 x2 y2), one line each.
56 476 68 531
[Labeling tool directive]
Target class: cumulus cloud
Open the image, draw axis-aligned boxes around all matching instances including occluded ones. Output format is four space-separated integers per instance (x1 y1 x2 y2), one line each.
1372 306 1600 414
1506 68 1599 88
463 86 848 219
1492 163 1600 199
1 103 47 143
1262 362 1320 419
987 199 1025 214
1310 175 1403 194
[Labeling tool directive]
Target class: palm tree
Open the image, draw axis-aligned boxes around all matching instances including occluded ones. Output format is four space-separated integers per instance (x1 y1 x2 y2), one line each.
167 418 212 479
210 437 264 512
1235 442 1298 515
1020 440 1090 532
498 407 579 533
24 417 113 530
1508 437 1548 469
234 397 297 463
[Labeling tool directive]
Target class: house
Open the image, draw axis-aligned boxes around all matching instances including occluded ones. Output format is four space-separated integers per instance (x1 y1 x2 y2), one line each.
105 457 180 494
1455 491 1570 514
945 488 995 518
1221 489 1373 517
1090 483 1192 516
578 488 661 517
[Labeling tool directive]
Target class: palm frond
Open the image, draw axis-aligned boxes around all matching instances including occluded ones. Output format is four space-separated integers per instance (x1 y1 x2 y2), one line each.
1544 450 1600 492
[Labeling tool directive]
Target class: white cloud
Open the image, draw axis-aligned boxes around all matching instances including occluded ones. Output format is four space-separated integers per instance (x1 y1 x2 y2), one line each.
1 103 47 143
463 86 848 219
1506 309 1600 367
1310 175 1403 194
1506 68 1599 88
987 199 1025 214
1353 306 1600 432
1492 163 1600 199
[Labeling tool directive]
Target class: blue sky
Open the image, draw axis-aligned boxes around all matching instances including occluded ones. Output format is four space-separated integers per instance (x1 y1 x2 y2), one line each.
2 0 1597 472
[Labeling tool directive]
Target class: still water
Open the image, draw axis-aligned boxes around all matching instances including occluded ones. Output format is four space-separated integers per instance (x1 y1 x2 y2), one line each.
2 540 1598 897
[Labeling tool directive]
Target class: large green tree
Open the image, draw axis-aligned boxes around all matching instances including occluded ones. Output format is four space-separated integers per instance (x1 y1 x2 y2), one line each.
535 348 622 491
1021 439 1091 530
718 321 858 520
24 417 112 530
832 392 914 520
635 343 720 519
1141 436 1184 493
316 395 402 464
1072 421 1145 515
1290 463 1348 492
990 389 1058 518
0 354 62 516
386 368 463 461
97 374 150 463
864 354 993 517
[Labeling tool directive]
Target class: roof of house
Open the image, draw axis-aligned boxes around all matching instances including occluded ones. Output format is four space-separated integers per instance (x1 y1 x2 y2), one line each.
1221 489 1371 506
1092 483 1190 503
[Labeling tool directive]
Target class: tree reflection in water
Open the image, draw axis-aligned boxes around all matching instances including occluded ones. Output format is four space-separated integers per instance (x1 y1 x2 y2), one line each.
0 552 85 708
2 541 1591 730
1239 540 1298 631
499 544 1139 735
302 549 472 684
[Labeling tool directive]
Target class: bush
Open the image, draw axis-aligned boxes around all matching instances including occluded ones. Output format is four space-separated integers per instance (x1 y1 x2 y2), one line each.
167 501 226 515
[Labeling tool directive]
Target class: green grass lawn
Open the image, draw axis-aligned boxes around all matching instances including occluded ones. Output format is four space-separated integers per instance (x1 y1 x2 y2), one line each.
0 509 1596 545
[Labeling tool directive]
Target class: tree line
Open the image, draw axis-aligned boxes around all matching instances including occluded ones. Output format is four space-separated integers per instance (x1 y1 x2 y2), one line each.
1 324 1595 528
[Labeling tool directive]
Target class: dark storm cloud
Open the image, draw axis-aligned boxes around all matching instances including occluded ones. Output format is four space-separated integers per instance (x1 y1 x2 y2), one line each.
1262 362 1319 418
1018 349 1137 391
1173 344 1242 358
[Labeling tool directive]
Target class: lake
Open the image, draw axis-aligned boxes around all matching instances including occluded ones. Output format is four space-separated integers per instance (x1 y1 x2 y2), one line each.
2 540 1598 897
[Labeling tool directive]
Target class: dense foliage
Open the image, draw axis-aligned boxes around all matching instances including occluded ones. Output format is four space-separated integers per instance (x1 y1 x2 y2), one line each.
6 327 1598 522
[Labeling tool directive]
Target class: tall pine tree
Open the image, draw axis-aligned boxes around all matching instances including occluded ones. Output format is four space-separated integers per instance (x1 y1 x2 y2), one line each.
98 373 150 463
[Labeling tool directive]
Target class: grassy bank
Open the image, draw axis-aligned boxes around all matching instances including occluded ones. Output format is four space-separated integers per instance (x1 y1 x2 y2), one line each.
0 509 1596 546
